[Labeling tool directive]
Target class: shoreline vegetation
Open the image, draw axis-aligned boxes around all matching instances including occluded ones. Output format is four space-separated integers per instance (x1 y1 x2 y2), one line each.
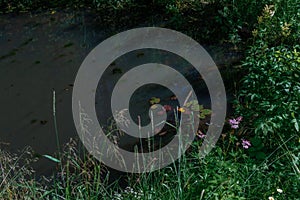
1 0 299 199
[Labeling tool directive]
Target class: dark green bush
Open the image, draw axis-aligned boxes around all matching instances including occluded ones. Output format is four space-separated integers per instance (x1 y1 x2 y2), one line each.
3 0 295 46
0 0 87 13
236 0 299 148
238 45 300 146
92 0 137 10
154 0 276 44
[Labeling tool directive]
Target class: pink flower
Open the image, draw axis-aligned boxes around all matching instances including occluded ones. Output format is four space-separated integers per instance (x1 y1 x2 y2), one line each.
163 105 172 112
236 116 243 121
197 130 206 139
241 139 251 149
229 116 243 129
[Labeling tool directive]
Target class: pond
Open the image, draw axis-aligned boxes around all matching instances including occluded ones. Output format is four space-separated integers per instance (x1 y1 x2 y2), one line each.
0 10 242 177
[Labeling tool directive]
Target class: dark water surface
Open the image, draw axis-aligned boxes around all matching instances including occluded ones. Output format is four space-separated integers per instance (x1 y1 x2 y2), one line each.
0 10 241 176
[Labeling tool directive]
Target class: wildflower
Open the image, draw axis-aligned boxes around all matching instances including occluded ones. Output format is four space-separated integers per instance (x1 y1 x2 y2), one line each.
252 29 258 37
236 116 243 121
197 130 206 139
229 116 242 129
163 105 172 112
268 197 274 200
257 16 263 24
263 5 275 18
178 107 185 112
277 188 283 193
241 139 251 149
221 133 227 139
281 22 291 37
229 119 239 128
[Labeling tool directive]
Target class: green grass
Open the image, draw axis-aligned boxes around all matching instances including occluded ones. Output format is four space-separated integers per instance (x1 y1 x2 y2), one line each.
0 91 299 199
0 130 299 199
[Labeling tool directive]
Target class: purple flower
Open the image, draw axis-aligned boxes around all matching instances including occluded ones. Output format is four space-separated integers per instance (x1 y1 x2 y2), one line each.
229 116 243 129
197 130 206 139
236 116 243 122
229 119 239 129
241 139 251 149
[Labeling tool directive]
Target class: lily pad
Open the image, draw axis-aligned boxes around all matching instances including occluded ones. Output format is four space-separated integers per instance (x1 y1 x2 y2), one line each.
201 109 212 115
149 97 160 105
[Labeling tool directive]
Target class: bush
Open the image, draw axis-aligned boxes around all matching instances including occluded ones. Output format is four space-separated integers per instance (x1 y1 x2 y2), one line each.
2 0 294 46
236 0 299 148
238 45 300 146
93 0 137 10
0 0 86 13
154 0 276 44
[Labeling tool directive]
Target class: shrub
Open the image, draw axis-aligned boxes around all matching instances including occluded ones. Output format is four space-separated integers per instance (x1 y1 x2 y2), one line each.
235 0 299 149
93 0 137 10
238 45 300 146
0 0 86 13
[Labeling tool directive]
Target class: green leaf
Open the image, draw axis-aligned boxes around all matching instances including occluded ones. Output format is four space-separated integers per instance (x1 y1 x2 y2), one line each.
185 101 193 107
250 137 262 147
198 114 206 119
255 152 267 160
202 109 211 115
43 154 60 163
149 97 160 105
191 104 203 111
292 119 299 132
185 100 198 108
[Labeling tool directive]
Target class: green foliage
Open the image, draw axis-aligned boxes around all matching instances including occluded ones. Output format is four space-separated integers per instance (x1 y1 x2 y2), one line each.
0 0 81 13
93 0 137 10
235 0 299 149
185 100 211 119
124 143 299 200
248 137 267 160
238 45 300 146
150 0 276 44
250 2 300 46
3 0 298 46
1 133 299 199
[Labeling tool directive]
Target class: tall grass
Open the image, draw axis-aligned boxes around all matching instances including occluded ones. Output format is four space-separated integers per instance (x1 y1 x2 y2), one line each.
0 129 299 199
